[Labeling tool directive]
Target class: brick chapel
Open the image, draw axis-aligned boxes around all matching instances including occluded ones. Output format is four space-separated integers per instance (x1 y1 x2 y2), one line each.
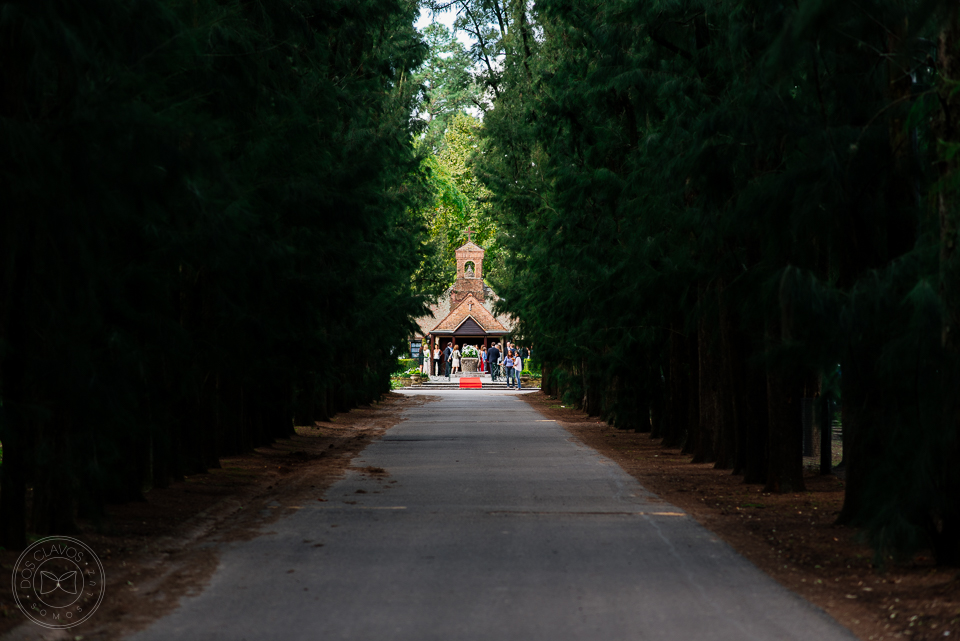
413 240 513 368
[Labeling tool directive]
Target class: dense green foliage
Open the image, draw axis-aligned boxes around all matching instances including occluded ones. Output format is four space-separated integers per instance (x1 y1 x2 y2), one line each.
467 0 960 564
6 0 960 570
412 17 505 288
414 23 481 152
0 0 432 546
420 113 506 283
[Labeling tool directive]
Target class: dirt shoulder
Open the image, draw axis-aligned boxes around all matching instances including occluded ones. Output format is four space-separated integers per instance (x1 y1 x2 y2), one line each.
0 392 433 640
519 391 960 641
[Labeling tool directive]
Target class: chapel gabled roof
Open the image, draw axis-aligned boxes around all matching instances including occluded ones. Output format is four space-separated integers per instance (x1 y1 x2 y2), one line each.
430 293 508 333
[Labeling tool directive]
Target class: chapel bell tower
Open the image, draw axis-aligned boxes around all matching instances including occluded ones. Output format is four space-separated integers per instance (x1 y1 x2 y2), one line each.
450 239 485 307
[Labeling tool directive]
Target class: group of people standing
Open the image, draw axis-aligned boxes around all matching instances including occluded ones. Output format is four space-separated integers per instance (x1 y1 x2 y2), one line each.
427 341 530 389
484 342 528 389
424 340 531 390
442 342 464 376
426 342 465 377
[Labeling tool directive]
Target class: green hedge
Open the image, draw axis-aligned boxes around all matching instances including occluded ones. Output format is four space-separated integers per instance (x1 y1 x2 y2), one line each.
395 358 418 374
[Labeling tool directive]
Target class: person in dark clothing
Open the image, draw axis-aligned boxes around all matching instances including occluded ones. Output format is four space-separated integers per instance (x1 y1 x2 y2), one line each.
444 342 453 379
486 344 501 381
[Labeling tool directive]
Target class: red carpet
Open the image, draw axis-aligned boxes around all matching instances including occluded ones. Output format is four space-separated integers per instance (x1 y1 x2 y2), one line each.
459 377 482 389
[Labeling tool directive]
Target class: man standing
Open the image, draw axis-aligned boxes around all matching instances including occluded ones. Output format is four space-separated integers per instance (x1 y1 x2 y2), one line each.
486 342 501 382
444 342 453 380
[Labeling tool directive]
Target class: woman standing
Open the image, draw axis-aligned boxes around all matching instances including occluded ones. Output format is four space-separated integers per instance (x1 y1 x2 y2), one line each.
452 343 462 375
503 350 516 389
512 349 523 389
433 343 440 376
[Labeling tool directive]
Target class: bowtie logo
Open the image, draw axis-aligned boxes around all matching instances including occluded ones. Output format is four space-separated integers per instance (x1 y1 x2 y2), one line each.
39 571 77 595
12 536 105 629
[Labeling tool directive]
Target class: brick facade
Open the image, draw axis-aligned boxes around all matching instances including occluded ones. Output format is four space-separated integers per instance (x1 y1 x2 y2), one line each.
412 241 515 348
450 242 486 308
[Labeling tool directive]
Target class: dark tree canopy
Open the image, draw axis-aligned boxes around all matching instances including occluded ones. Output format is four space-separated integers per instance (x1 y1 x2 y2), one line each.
0 0 433 546
467 0 960 565
5 0 960 569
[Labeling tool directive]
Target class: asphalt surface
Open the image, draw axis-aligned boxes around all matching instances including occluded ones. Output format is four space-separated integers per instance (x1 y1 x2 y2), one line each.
130 390 857 641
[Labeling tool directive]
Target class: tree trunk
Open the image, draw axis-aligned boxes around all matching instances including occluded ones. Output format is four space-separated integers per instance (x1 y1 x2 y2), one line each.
819 389 832 476
764 371 805 493
649 350 666 439
939 9 960 351
0 411 29 548
681 330 701 456
715 283 739 471
31 415 78 534
742 360 769 484
663 325 689 448
582 358 601 417
836 354 873 524
0 216 37 548
692 309 717 464
316 385 331 424
764 310 805 494
932 8 960 565
542 363 555 397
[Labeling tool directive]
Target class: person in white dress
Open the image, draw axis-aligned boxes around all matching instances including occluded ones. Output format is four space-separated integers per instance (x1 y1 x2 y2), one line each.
452 344 462 374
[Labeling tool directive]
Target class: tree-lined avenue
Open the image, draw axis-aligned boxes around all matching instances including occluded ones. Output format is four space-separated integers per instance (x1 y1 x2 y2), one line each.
130 391 856 641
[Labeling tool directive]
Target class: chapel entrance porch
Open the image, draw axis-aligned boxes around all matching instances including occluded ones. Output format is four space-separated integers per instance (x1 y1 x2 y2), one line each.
429 329 509 377
431 335 489 375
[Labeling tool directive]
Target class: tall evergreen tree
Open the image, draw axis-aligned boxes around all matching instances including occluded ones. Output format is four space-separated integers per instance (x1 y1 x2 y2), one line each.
0 0 432 546
414 23 481 151
471 0 960 564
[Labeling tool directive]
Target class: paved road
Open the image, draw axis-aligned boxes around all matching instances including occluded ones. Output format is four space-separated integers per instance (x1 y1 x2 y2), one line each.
130 390 856 641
